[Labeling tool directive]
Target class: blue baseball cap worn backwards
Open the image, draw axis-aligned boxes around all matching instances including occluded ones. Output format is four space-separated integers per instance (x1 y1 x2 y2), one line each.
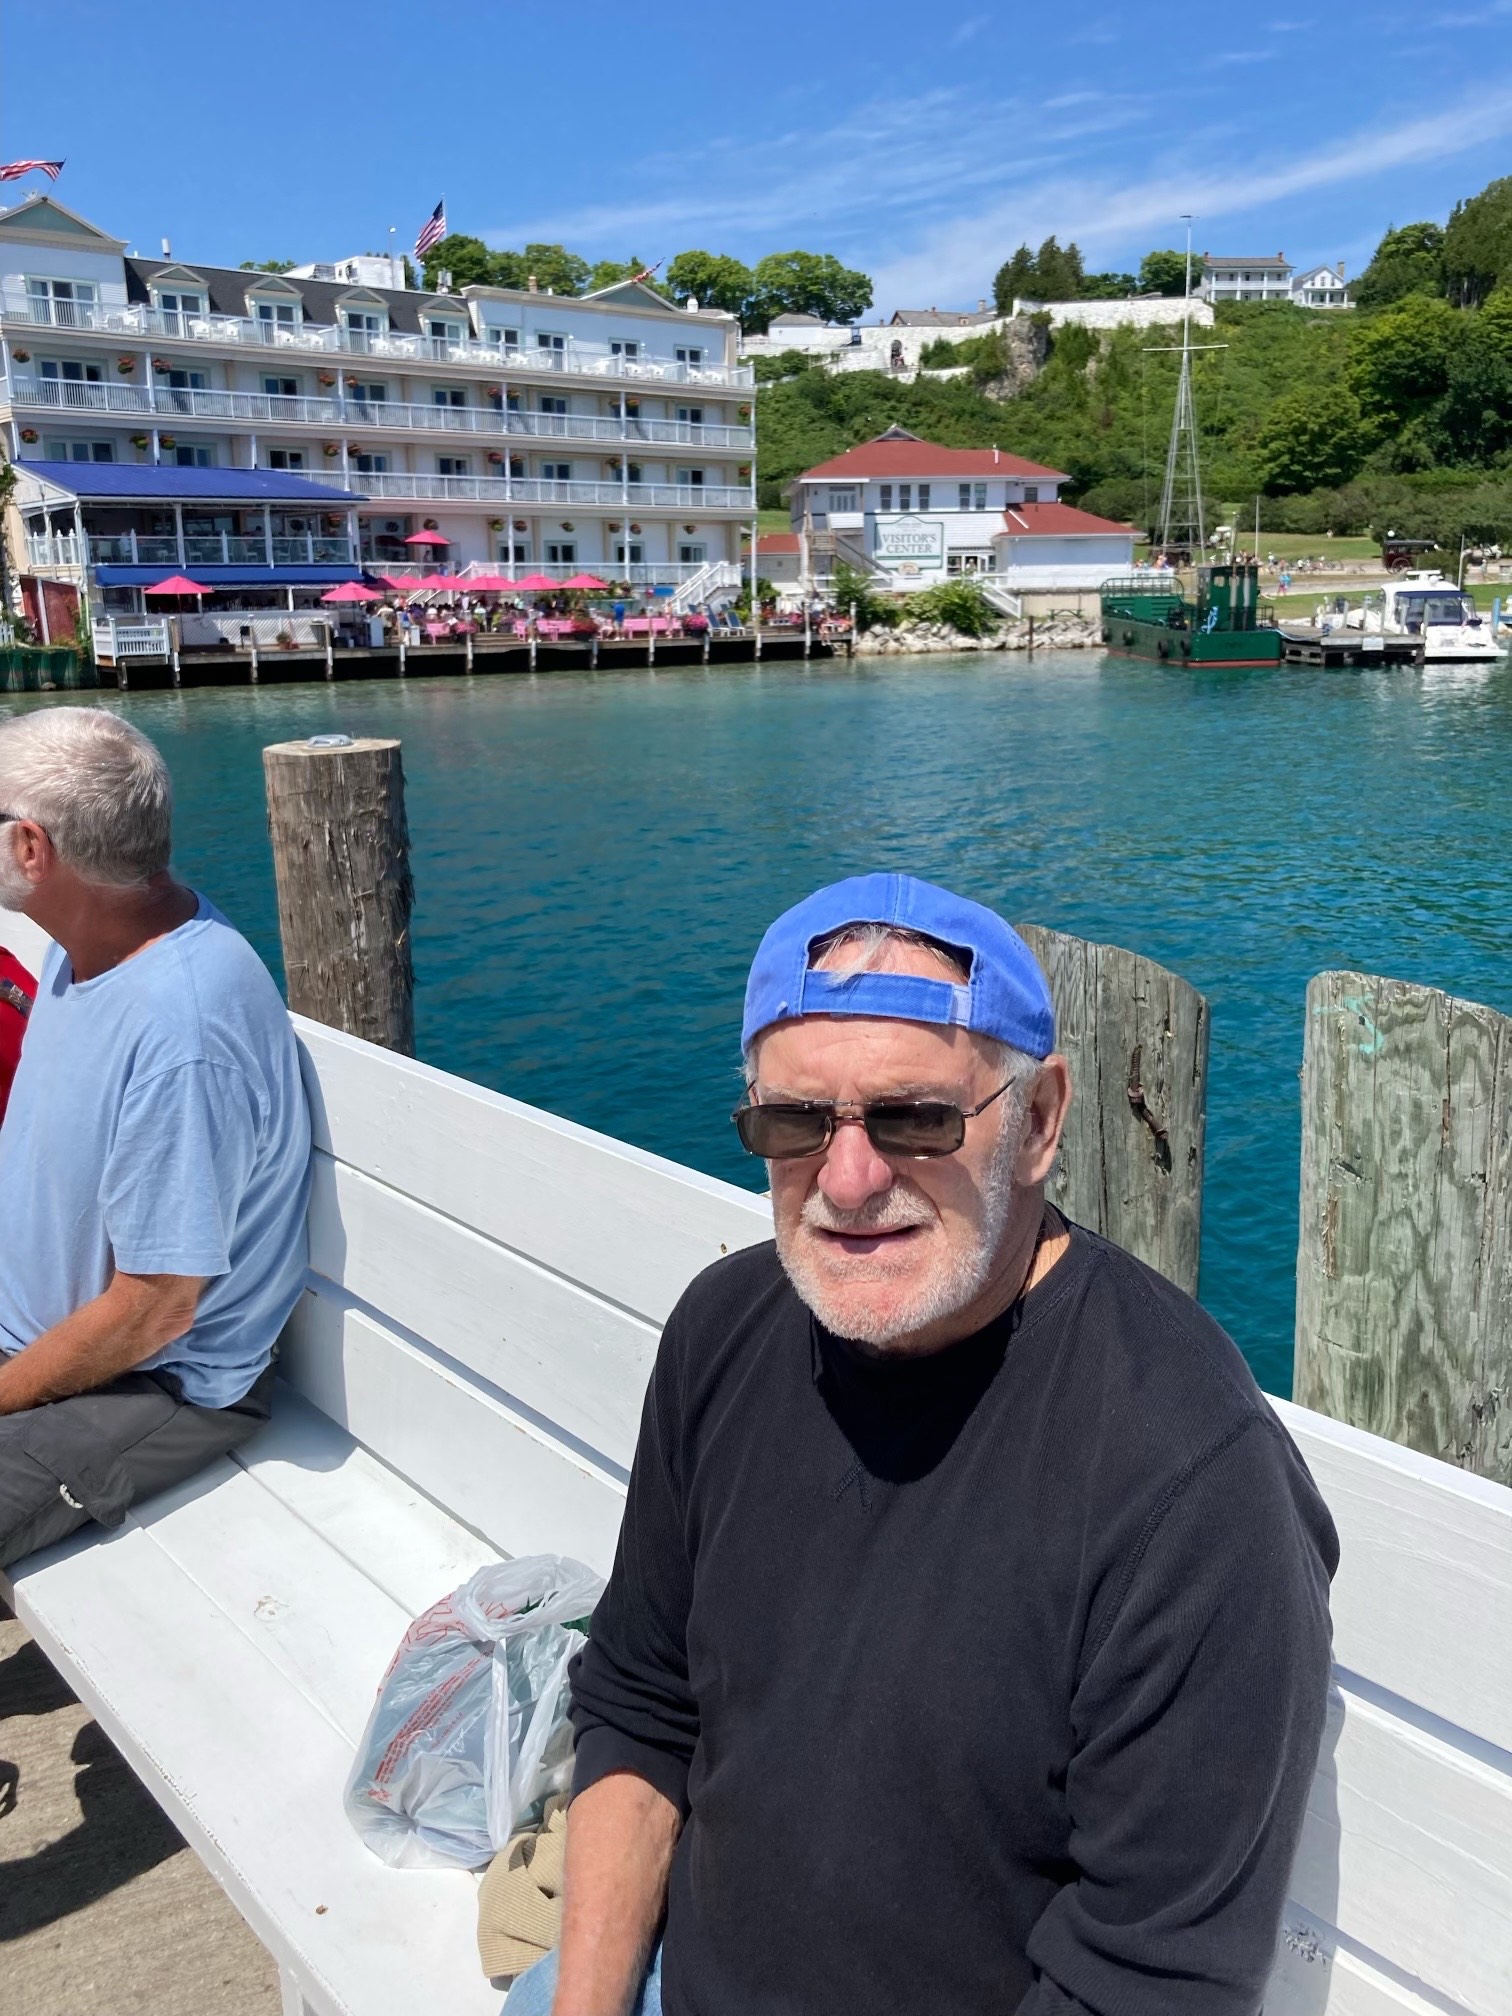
742 874 1055 1058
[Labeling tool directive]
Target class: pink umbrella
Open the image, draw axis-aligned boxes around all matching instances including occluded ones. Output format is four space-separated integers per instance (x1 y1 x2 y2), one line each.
144 573 212 596
465 572 517 591
321 581 382 603
404 529 451 547
513 573 560 593
412 572 459 592
561 572 609 591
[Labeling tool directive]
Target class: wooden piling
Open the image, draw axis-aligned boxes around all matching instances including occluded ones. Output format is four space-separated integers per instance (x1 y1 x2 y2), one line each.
1017 923 1209 1294
262 736 414 1056
1295 970 1512 1484
323 627 334 681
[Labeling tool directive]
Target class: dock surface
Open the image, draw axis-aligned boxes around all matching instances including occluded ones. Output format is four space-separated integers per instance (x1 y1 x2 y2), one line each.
1279 628 1424 668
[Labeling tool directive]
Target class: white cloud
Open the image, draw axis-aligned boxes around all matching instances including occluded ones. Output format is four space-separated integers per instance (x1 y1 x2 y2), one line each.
949 12 989 45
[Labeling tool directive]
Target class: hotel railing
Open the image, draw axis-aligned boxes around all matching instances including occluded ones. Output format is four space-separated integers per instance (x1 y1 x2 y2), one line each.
1 294 755 387
359 473 752 509
6 377 753 449
361 558 730 589
32 530 358 569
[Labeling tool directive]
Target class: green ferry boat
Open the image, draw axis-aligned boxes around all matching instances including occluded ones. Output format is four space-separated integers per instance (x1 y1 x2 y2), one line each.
1100 562 1284 668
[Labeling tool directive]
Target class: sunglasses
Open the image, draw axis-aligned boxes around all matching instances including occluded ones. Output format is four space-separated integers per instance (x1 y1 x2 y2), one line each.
733 1075 1022 1161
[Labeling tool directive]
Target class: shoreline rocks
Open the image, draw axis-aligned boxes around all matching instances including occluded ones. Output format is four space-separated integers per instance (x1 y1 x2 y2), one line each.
852 616 1102 656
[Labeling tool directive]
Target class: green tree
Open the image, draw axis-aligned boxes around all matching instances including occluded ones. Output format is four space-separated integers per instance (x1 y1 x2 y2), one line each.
666 250 758 322
1255 385 1371 494
1444 177 1512 305
1077 270 1138 299
501 244 592 296
1032 236 1084 301
1434 307 1512 459
992 245 1038 311
1352 222 1446 309
584 257 667 296
751 251 873 330
1348 293 1459 420
239 257 296 273
1138 249 1191 296
419 233 498 290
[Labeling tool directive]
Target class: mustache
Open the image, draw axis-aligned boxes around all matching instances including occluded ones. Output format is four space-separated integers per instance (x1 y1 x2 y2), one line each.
800 1187 935 1236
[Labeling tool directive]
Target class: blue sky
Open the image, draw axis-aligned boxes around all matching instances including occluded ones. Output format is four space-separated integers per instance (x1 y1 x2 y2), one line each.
5 0 1511 312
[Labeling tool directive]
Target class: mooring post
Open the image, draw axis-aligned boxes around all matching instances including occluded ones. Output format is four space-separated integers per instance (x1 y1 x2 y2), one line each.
591 633 599 669
323 626 334 681
648 626 655 667
803 606 812 657
249 638 259 682
1016 923 1209 1294
1027 615 1035 653
261 736 415 1056
702 629 710 664
529 629 537 671
397 637 407 678
465 629 474 674
1295 971 1512 1483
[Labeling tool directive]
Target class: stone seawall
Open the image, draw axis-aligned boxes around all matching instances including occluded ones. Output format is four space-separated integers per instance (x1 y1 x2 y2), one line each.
854 616 1102 655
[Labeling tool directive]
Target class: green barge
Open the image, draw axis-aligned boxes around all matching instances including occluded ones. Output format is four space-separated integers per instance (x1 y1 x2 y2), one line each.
1100 563 1283 667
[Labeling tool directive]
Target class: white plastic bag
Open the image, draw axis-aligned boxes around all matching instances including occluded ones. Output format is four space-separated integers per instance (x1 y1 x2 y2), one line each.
344 1554 604 1870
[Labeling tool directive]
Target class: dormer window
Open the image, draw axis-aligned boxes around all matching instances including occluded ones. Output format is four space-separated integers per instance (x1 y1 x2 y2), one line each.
343 309 385 352
24 278 98 327
253 296 300 341
426 317 465 345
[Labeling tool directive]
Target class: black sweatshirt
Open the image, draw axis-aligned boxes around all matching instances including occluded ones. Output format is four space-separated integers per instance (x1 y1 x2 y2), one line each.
569 1223 1338 2016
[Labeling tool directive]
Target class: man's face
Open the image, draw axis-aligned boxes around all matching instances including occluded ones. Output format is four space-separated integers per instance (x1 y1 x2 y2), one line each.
754 948 1038 1352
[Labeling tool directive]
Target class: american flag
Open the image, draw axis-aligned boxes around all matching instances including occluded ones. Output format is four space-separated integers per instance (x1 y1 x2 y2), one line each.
414 200 447 261
0 160 64 183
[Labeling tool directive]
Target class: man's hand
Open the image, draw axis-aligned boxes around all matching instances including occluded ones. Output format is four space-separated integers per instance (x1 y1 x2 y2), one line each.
552 1772 681 2016
0 1270 204 1414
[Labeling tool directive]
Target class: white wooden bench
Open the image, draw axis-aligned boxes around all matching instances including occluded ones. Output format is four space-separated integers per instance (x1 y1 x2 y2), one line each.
2 912 1510 2015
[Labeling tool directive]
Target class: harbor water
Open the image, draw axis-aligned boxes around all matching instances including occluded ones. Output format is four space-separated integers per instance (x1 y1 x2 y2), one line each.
7 651 1511 1396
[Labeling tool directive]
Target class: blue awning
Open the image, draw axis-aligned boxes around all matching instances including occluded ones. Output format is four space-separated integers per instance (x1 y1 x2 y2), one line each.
96 564 362 588
16 460 366 506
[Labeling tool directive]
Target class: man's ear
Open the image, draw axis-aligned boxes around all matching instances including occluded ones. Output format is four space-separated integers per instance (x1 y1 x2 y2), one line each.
1015 1056 1071 1188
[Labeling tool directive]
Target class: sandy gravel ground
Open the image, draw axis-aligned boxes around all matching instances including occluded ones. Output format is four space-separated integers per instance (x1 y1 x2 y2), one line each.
0 1603 279 2016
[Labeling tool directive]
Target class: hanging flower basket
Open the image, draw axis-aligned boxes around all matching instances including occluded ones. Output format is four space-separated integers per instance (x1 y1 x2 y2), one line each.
152 356 171 373
608 520 623 532
489 518 504 531
10 347 29 362
423 518 440 530
322 441 340 456
18 426 37 443
345 374 359 388
159 434 177 448
683 523 697 533
486 450 504 465
484 384 502 398
629 522 642 534
737 404 751 420
130 433 150 449
561 520 575 531
117 354 137 374
737 464 752 479
317 370 337 387
513 518 528 532
323 513 342 530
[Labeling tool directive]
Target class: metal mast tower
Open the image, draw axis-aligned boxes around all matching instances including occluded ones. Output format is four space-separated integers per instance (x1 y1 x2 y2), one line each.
1155 217 1206 556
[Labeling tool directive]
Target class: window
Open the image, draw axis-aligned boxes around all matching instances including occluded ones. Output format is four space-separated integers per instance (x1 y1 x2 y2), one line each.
157 289 204 332
437 455 470 476
958 484 971 511
497 536 529 564
24 277 98 325
828 487 859 513
879 485 893 511
165 367 208 412
537 332 566 356
898 484 912 511
545 541 575 564
432 387 466 408
539 396 568 416
427 319 464 343
487 325 521 349
343 310 384 348
973 482 987 510
541 461 572 481
39 358 104 389
678 542 707 564
675 345 704 366
611 340 641 360
173 444 215 467
350 382 387 404
267 448 306 470
918 484 930 510
1023 485 1039 503
42 439 114 462
353 452 389 474
947 552 992 575
614 541 644 565
676 405 704 426
255 299 298 332
676 467 705 488
263 376 299 398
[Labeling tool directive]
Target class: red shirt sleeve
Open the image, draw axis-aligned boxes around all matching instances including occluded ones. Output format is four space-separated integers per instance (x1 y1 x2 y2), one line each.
0 947 37 1125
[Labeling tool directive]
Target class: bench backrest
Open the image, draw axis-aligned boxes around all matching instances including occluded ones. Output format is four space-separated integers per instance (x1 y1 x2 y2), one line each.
287 1017 1512 2016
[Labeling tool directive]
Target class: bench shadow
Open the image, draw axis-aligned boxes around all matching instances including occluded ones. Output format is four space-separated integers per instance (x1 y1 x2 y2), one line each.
0 1715 184 1941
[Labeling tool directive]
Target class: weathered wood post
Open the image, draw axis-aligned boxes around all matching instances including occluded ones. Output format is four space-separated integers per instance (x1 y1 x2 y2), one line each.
1295 971 1512 1484
262 736 414 1056
1017 923 1209 1294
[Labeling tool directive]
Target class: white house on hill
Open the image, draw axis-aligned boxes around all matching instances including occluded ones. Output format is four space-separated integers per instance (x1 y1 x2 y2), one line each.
790 427 1134 591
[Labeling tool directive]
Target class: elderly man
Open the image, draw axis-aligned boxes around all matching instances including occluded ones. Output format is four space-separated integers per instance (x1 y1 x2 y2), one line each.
508 873 1337 2016
0 707 311 1569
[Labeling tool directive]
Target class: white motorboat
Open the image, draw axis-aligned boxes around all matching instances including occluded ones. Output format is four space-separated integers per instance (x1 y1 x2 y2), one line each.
1347 569 1504 663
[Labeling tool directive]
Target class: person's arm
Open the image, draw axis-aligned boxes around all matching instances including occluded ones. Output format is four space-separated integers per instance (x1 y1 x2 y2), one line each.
0 1270 204 1413
551 1771 682 2016
1019 1413 1338 2016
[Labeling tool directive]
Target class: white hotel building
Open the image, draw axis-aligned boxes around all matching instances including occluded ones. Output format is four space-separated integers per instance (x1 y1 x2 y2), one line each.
1 194 754 616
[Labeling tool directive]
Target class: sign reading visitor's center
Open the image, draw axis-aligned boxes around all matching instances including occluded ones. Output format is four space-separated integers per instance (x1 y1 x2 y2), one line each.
874 515 945 567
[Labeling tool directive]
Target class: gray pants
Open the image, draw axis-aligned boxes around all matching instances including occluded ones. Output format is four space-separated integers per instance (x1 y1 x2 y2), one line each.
0 1363 274 1571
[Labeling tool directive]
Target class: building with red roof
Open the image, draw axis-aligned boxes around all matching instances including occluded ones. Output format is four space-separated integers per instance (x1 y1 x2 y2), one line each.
790 427 1134 594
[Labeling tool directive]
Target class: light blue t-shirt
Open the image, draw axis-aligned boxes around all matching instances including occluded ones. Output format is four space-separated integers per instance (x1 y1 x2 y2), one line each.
0 895 312 1408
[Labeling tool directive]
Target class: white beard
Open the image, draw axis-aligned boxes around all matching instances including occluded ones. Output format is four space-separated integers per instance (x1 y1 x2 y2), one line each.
774 1114 1023 1349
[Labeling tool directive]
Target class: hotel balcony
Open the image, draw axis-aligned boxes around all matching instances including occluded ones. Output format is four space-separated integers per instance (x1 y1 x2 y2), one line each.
27 529 359 570
2 292 755 388
357 472 753 511
7 377 754 450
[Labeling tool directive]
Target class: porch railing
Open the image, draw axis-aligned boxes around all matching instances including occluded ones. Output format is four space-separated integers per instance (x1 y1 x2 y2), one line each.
8 376 753 449
1 293 754 387
365 559 730 590
32 529 359 569
359 473 752 510
93 615 171 662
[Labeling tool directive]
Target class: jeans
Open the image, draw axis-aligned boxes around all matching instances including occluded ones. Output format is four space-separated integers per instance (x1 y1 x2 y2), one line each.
501 1940 663 2015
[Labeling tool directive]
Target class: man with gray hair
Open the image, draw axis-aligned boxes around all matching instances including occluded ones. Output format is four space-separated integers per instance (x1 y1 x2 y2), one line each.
0 706 311 1568
508 873 1337 2016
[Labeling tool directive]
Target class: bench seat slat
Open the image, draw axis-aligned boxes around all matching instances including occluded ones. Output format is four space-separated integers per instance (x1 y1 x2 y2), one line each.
311 1154 658 1471
7 1521 499 2016
297 1017 771 1329
1266 1915 1475 2016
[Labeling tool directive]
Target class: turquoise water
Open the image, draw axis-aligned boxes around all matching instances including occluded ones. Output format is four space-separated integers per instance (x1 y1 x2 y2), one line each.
6 653 1510 1394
